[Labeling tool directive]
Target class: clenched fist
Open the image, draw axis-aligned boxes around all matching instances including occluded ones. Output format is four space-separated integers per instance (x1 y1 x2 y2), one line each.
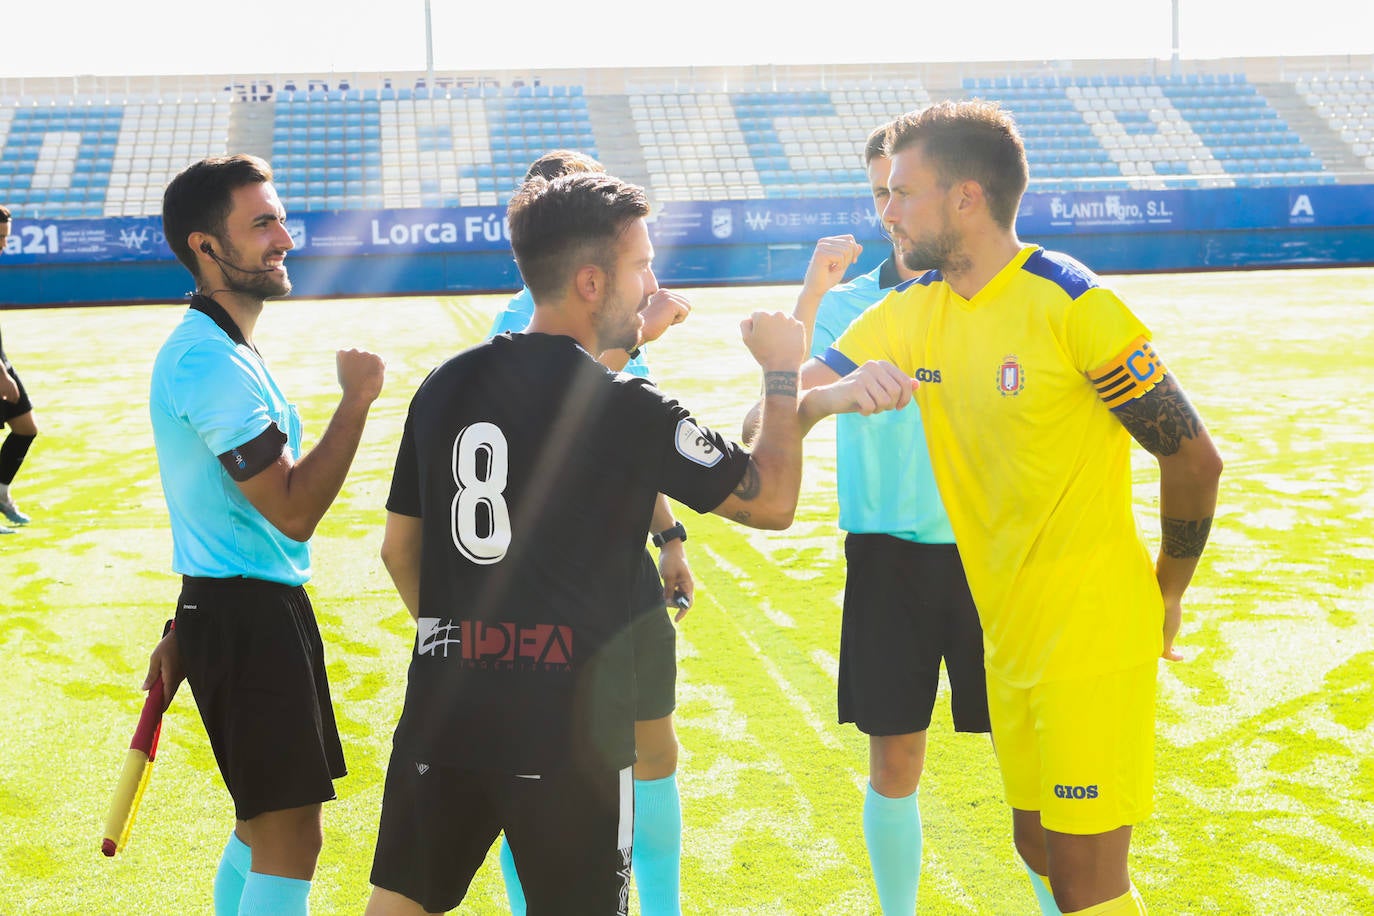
337 348 386 404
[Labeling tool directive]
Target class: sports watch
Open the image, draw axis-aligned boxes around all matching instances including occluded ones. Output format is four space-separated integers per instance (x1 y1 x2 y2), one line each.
652 521 687 548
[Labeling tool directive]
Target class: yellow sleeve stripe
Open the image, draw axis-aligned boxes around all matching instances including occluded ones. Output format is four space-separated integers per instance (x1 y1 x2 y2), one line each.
1088 336 1167 409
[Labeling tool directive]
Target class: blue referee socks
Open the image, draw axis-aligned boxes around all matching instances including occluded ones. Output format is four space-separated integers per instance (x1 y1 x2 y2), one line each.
500 774 684 915
633 773 683 916
863 784 922 914
1023 859 1064 915
213 833 251 915
499 833 527 916
238 872 311 915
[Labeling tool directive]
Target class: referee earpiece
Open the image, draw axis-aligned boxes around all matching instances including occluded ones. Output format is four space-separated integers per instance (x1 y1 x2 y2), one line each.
195 239 279 275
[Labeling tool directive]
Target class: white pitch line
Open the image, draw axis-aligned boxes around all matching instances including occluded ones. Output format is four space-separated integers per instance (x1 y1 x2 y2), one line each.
811 648 839 681
701 543 841 751
762 598 797 629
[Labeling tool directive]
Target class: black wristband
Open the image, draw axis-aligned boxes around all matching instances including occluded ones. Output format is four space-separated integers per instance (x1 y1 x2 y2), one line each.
652 521 687 548
626 346 642 359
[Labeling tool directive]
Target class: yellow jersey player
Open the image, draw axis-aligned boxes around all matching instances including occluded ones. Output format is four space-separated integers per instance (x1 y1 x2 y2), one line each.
808 101 1222 915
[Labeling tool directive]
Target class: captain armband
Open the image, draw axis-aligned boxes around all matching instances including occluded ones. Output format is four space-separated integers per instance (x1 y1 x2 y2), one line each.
1088 335 1168 409
217 422 289 482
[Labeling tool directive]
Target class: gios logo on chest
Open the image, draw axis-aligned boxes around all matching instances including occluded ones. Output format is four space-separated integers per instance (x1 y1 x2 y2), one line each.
996 355 1025 396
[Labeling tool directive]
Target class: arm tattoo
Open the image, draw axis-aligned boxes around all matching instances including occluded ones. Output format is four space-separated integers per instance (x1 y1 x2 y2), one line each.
1162 515 1213 559
732 460 762 501
763 371 799 398
1111 374 1203 457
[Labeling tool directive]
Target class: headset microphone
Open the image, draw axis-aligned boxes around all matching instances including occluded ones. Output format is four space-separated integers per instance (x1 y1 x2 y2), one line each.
199 241 282 275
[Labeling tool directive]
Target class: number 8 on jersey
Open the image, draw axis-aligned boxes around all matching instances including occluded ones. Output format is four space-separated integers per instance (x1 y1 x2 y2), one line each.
451 422 511 564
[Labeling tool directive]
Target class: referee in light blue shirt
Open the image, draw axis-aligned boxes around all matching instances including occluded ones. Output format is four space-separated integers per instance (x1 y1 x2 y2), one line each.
151 302 310 583
792 123 996 916
143 154 385 916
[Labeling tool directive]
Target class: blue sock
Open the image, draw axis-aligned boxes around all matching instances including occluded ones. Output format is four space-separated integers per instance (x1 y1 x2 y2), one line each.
213 833 251 916
499 833 527 916
1023 858 1063 915
863 784 921 914
238 872 311 916
633 773 683 916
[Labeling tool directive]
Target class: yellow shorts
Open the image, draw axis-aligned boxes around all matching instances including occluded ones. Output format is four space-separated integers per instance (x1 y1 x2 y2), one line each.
988 662 1156 835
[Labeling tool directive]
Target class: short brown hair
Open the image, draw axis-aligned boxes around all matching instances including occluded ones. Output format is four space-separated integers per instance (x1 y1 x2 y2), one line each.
506 173 650 302
524 149 604 182
863 122 891 167
0 205 10 224
162 155 274 279
886 100 1028 229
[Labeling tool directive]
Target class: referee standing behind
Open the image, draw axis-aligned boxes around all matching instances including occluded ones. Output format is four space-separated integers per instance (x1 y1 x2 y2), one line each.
143 154 385 916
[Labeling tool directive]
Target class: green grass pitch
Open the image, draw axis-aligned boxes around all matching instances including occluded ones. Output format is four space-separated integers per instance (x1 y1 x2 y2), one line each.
0 267 1370 914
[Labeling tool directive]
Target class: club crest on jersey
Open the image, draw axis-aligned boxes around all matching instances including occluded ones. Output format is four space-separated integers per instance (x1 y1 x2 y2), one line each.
997 355 1025 396
675 419 723 467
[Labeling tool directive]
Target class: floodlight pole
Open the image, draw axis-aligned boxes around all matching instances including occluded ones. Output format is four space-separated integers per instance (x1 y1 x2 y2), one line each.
424 0 435 87
1171 0 1181 77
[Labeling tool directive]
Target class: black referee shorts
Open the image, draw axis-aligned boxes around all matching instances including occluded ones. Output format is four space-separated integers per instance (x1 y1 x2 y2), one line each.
174 576 346 821
371 752 633 915
1 364 33 420
629 548 676 721
837 535 991 736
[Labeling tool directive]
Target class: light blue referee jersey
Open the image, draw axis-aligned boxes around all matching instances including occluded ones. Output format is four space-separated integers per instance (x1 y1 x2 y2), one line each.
149 306 309 585
489 287 652 378
812 258 954 543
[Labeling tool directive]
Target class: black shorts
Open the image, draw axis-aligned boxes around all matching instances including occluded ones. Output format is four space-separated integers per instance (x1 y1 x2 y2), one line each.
1 364 32 420
174 576 346 821
630 549 676 721
837 535 991 736
371 751 633 915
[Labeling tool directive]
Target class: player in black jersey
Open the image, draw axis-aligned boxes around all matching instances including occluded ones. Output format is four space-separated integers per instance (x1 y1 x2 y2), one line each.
365 173 913 916
488 151 696 916
0 206 41 532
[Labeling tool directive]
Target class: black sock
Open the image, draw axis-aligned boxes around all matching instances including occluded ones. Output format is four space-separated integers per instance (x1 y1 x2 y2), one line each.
0 432 36 486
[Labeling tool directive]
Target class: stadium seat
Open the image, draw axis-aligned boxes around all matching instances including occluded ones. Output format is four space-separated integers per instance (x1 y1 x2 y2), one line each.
0 65 1350 215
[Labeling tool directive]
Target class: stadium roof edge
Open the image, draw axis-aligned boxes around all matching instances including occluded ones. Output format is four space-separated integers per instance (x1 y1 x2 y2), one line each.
3 53 1373 100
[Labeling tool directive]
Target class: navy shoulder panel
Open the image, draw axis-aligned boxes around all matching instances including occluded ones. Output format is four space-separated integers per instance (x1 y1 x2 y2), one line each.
895 269 941 292
1021 249 1098 299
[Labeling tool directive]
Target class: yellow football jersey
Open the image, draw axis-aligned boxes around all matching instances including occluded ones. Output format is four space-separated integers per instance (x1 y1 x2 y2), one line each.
827 245 1164 687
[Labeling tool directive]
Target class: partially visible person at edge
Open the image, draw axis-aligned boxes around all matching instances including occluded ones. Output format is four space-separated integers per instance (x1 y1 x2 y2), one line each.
791 122 991 914
807 100 1222 915
364 171 913 916
0 205 42 535
143 154 386 916
488 149 695 916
